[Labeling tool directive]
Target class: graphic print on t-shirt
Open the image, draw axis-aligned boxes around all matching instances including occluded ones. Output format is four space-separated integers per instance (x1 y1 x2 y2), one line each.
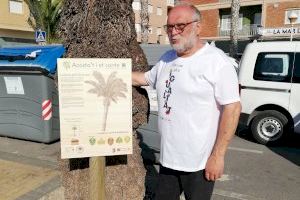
163 69 175 115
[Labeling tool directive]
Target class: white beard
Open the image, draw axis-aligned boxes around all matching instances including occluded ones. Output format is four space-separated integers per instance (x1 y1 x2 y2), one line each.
170 29 198 54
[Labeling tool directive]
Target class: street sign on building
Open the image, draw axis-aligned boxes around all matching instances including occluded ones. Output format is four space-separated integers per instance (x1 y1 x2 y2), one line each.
35 30 46 43
261 27 300 37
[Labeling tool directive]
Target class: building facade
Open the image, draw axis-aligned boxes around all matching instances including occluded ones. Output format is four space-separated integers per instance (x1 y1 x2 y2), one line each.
0 0 174 46
190 0 300 41
0 0 35 46
133 0 174 44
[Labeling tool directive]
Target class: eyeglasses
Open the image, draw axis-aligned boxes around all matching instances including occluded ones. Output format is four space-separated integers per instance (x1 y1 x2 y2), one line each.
163 21 198 33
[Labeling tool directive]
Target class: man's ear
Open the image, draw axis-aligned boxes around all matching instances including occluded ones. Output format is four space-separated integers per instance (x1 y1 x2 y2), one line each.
196 22 202 36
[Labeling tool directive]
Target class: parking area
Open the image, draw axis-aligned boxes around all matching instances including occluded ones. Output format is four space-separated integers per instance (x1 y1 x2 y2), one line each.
212 132 300 200
0 126 299 200
141 126 300 200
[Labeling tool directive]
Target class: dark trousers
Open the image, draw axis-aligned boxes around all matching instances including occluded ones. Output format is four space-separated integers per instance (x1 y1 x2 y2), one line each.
154 166 215 200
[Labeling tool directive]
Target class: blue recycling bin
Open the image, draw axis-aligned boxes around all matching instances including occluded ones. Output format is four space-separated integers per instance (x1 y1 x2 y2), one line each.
0 45 65 143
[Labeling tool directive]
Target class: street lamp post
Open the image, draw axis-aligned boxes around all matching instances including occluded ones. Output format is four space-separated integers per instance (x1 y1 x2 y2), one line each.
288 11 298 41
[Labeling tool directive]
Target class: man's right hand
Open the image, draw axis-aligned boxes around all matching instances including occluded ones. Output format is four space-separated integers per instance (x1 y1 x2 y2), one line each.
132 71 148 86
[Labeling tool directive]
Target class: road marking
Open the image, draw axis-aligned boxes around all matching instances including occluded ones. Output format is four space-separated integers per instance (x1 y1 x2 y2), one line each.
213 189 265 200
217 174 232 182
228 146 263 154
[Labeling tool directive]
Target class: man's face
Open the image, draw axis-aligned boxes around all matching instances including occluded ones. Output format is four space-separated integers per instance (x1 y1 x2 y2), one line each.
166 7 200 54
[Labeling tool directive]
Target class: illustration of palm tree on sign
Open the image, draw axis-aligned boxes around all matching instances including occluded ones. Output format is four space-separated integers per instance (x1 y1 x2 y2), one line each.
72 126 77 137
85 71 128 132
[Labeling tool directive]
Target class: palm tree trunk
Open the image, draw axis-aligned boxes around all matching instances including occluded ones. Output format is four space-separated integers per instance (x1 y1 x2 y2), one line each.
140 0 149 43
230 0 240 59
58 0 149 199
101 98 110 132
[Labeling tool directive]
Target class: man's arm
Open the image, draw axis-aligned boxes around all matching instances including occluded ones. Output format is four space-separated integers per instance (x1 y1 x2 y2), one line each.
205 101 241 181
132 71 149 86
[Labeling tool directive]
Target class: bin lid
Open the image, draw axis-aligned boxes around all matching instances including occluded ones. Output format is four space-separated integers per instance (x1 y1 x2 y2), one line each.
0 45 65 74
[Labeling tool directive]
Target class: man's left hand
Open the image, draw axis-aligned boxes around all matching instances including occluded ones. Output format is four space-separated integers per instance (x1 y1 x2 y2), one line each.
204 154 224 181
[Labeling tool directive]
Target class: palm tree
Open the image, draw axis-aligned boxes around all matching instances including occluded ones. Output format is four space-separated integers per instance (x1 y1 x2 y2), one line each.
230 0 240 59
85 71 128 132
24 0 63 43
58 0 149 200
140 0 149 43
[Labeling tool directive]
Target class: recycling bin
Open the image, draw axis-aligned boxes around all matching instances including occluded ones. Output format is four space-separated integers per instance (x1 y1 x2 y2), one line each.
0 45 65 143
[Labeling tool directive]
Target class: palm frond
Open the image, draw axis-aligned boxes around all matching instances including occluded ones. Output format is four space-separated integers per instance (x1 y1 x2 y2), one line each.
24 0 41 29
24 0 63 43
85 80 105 96
85 80 104 90
84 80 98 87
86 71 128 104
108 94 125 103
27 18 36 30
105 77 128 102
87 88 98 95
106 71 118 86
108 79 128 93
116 93 126 98
111 97 117 103
50 0 63 35
92 71 106 86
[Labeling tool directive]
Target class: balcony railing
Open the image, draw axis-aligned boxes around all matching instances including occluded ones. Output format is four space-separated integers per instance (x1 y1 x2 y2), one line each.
219 0 232 3
167 0 175 6
219 0 251 3
219 24 260 37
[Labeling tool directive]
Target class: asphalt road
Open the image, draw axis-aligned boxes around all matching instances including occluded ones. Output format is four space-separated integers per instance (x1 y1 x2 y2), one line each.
142 129 300 200
0 129 299 200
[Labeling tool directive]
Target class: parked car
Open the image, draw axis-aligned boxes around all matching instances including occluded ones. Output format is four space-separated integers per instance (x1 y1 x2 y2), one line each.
239 41 300 144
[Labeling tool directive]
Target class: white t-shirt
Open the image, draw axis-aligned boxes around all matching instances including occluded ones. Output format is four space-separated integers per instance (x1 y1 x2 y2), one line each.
144 43 240 172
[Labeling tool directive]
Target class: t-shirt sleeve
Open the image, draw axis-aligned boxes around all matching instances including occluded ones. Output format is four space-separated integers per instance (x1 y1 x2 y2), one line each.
145 62 160 89
214 63 240 105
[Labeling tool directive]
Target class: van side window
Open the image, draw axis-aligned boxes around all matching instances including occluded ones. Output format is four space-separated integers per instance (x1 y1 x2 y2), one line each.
293 53 300 83
253 53 293 82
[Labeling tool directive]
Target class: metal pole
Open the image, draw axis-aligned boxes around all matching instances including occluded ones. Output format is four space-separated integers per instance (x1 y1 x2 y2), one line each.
290 24 294 42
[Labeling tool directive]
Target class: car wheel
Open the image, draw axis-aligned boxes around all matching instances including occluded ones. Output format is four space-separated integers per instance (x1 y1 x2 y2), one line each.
251 110 288 145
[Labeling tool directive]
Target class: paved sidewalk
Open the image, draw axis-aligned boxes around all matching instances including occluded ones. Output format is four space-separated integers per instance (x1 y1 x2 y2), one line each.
3 135 298 200
0 137 63 200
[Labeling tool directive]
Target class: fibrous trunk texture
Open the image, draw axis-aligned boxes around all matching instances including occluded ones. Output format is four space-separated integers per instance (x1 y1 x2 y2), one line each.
230 0 240 59
140 0 149 43
58 0 149 199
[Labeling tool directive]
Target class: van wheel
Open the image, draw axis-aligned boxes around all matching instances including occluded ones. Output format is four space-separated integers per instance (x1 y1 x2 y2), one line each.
251 111 288 145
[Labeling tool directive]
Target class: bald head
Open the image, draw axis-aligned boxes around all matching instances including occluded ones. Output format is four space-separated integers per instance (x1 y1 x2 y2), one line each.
168 3 201 22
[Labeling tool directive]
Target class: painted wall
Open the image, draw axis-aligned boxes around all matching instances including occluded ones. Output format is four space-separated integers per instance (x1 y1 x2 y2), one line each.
266 1 300 28
134 0 169 44
0 0 34 40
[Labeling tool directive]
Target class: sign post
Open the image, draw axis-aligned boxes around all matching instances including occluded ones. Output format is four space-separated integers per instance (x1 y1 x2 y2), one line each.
57 58 133 199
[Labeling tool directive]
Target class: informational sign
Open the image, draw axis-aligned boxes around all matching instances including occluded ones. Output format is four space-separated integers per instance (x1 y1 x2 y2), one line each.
57 58 132 159
35 30 46 42
261 27 300 37
4 76 25 95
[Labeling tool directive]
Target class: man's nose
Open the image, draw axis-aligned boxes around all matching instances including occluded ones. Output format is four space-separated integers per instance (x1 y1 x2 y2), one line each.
170 27 180 36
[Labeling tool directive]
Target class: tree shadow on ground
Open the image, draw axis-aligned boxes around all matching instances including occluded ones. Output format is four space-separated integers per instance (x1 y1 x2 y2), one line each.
137 133 160 200
236 125 300 167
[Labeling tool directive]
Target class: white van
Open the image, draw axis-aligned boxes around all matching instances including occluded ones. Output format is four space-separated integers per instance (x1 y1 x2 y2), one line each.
239 41 300 144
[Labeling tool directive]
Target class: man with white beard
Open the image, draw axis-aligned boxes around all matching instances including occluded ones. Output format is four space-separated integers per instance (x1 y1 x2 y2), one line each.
132 3 241 200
